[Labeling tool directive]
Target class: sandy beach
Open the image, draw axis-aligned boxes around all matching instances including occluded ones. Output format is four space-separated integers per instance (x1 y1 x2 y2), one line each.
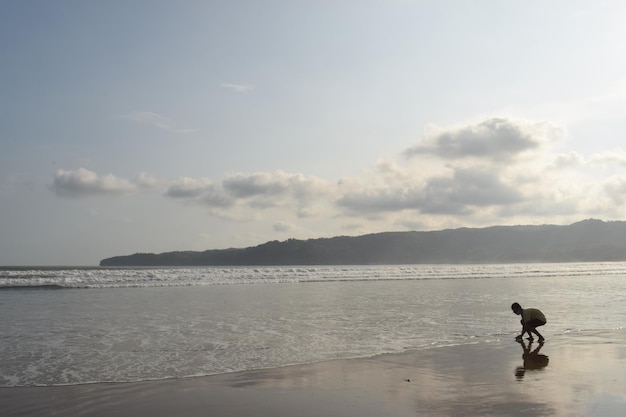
2 330 624 417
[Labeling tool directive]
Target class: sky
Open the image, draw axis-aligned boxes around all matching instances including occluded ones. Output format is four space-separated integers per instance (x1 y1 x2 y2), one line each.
2 1 626 265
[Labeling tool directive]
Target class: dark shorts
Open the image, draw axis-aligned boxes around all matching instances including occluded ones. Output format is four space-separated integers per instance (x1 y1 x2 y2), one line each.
525 319 546 328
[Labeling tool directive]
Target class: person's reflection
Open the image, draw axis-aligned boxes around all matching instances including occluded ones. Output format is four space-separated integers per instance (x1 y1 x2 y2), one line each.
515 339 549 380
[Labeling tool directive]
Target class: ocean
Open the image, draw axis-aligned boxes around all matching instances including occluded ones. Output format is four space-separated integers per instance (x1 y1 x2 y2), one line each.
1 263 625 387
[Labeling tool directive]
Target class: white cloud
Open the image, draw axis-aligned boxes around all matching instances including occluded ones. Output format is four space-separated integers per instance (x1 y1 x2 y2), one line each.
603 176 626 206
165 171 334 218
164 177 216 199
135 172 158 189
52 116 626 237
590 150 626 167
222 171 330 209
223 172 291 199
273 221 295 233
550 152 586 170
405 117 563 162
331 117 616 226
220 83 253 93
123 111 197 134
51 168 135 197
336 166 522 216
421 168 523 214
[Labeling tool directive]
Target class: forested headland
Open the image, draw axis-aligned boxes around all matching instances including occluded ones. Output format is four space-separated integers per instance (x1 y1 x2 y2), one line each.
100 219 626 266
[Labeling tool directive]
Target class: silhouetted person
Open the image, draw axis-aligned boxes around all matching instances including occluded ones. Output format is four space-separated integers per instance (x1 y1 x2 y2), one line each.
511 302 546 342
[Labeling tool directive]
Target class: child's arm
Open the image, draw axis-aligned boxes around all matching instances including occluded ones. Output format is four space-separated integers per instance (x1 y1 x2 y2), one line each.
516 321 528 340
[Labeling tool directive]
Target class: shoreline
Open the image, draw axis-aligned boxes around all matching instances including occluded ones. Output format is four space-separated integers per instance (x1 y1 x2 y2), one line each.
2 329 625 417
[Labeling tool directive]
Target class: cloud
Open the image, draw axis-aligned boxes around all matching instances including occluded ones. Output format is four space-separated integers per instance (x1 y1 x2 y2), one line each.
590 150 626 167
124 112 197 134
51 168 135 197
418 168 523 214
223 172 291 199
226 171 331 211
178 115 626 231
328 117 579 224
405 117 563 162
603 176 626 206
165 177 215 199
273 221 295 233
336 187 422 214
336 166 522 216
53 115 626 235
220 83 253 93
165 171 333 218
135 172 158 189
550 152 586 170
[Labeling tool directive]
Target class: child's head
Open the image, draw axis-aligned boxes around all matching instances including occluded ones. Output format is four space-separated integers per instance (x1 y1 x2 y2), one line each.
511 302 522 315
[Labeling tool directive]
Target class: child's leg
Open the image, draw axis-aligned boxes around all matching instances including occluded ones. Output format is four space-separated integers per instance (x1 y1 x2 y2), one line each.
523 324 534 340
531 327 544 341
526 325 544 341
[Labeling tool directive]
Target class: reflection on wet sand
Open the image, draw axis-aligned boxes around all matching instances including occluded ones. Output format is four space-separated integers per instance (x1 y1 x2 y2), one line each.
1 331 624 417
515 339 549 380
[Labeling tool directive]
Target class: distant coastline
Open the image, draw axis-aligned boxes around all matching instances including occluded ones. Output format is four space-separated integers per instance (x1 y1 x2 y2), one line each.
100 219 626 266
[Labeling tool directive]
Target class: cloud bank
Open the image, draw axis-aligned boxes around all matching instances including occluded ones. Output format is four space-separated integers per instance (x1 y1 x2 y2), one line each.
165 171 331 218
51 168 136 197
405 117 563 162
50 117 626 234
51 169 159 198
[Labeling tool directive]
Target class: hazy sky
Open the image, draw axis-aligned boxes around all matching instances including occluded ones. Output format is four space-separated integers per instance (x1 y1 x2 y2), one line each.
2 1 626 265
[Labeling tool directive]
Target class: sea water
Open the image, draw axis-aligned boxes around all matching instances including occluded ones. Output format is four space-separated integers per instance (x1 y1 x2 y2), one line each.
0 263 625 387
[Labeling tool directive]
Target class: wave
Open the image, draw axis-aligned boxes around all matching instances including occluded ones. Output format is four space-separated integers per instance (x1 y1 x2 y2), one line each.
0 284 67 290
2 262 626 289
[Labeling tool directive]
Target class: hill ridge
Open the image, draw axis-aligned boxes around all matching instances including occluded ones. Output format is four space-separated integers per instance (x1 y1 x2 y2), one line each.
100 219 626 266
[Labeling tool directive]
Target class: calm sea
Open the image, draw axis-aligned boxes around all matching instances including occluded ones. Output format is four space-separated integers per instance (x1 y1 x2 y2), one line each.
1 263 625 387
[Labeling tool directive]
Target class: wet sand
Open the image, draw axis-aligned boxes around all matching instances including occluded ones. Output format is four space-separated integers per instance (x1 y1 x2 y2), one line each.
2 330 625 417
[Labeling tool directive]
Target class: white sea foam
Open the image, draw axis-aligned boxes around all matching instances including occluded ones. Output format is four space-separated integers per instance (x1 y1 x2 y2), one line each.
2 262 626 288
